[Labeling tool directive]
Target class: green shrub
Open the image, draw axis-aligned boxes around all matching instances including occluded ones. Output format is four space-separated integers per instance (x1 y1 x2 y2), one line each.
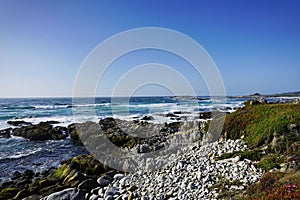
223 103 300 149
256 154 281 171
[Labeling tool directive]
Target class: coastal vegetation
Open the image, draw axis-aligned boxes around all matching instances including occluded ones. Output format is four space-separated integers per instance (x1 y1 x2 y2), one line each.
218 100 300 199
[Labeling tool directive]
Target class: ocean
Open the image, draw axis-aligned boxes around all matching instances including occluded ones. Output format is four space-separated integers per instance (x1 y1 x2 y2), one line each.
0 96 291 183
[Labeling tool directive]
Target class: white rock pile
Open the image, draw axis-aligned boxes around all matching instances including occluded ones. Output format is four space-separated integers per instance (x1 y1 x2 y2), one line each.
86 139 263 200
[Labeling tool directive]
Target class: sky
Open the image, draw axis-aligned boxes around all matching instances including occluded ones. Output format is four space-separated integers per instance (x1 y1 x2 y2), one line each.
0 0 299 97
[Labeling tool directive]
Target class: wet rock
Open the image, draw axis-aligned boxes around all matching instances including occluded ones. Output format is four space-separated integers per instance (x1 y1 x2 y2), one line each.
0 128 12 138
12 122 67 141
199 112 212 119
165 113 179 118
78 179 99 190
7 120 32 126
67 123 83 144
0 188 20 199
13 189 30 199
141 116 154 121
23 170 35 179
11 171 22 180
40 121 60 125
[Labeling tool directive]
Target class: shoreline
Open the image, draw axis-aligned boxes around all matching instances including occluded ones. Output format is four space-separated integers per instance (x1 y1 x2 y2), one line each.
0 99 299 199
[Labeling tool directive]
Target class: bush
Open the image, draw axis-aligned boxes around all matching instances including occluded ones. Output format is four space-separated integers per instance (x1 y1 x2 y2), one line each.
223 103 300 149
256 154 281 171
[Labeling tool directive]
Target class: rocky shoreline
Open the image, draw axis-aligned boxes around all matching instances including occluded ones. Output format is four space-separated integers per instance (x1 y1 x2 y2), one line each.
0 100 300 199
41 139 263 200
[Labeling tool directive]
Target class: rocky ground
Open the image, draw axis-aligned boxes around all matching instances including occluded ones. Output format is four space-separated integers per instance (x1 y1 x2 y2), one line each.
86 139 262 200
33 139 263 200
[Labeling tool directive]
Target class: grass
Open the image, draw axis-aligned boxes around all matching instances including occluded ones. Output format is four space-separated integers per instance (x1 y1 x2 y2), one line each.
255 153 281 171
220 102 300 199
223 103 300 149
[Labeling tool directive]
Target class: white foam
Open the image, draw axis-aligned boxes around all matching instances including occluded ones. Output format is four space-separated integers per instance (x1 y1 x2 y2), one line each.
0 147 42 160
33 105 70 109
33 103 111 109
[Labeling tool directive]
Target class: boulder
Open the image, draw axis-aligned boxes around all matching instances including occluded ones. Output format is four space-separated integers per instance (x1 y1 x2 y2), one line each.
97 175 112 187
12 122 67 141
141 116 154 121
40 188 85 200
77 179 99 190
165 113 179 118
7 120 32 126
199 112 212 119
0 128 11 138
67 121 99 145
138 144 151 153
104 187 119 198
0 188 20 199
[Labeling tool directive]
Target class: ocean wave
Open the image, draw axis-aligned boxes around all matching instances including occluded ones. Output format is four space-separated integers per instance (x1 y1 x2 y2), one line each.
128 103 178 108
70 103 111 108
33 105 70 109
0 147 42 160
33 103 111 109
2 106 35 110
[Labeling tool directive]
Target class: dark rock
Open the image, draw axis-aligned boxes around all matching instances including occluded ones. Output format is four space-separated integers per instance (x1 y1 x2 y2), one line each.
0 128 12 138
12 122 67 141
11 171 22 180
77 179 99 190
199 112 212 119
0 188 20 199
67 123 81 144
99 117 118 131
67 121 99 145
165 113 179 118
138 144 151 153
141 116 154 121
39 121 60 125
170 117 181 121
173 111 182 115
153 144 164 151
13 189 30 199
37 179 54 189
40 188 85 200
15 178 32 188
24 170 34 179
7 120 32 126
1 181 14 188
0 155 111 199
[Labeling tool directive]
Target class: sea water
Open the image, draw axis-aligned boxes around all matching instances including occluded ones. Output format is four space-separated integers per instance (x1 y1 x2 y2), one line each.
1 96 289 183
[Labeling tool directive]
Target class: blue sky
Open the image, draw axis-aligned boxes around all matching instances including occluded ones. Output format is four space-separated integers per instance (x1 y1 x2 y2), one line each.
0 0 299 97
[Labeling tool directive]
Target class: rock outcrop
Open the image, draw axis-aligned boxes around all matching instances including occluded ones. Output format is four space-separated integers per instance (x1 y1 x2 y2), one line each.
12 121 67 141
